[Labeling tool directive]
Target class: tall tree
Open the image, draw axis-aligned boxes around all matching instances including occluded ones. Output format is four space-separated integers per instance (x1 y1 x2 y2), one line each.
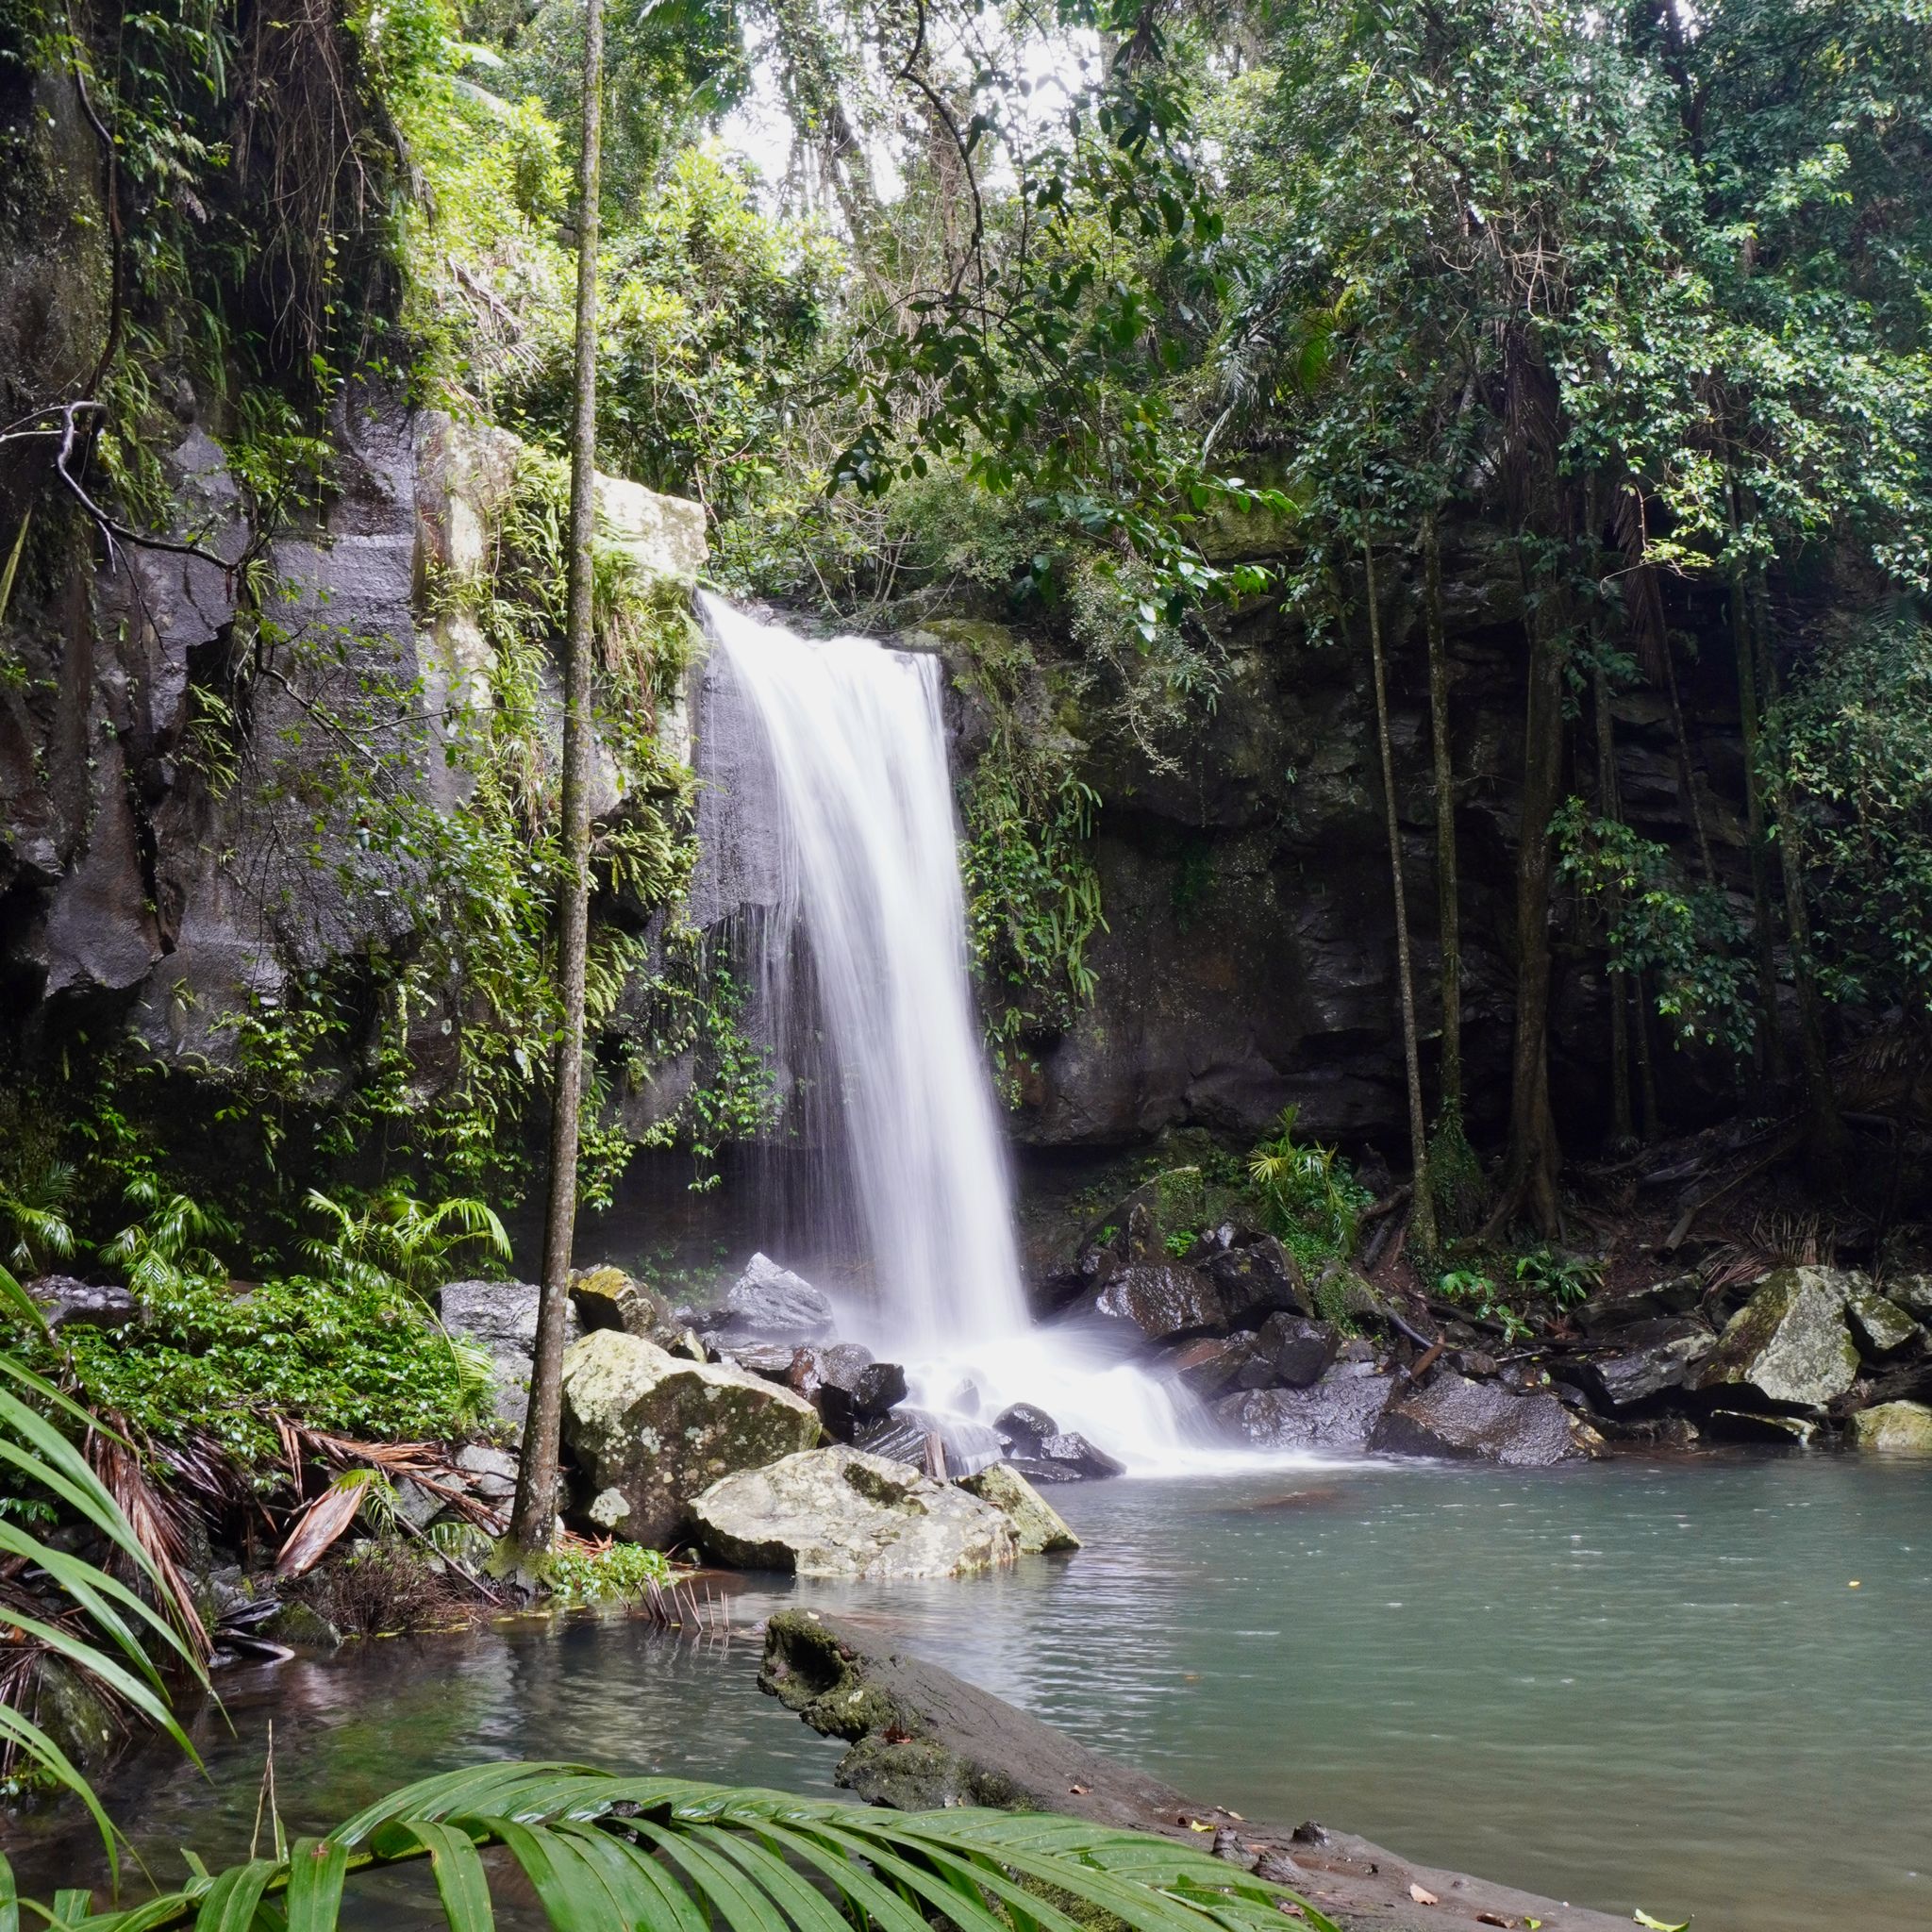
511 0 606 1557
1361 515 1438 1257
1422 516 1462 1129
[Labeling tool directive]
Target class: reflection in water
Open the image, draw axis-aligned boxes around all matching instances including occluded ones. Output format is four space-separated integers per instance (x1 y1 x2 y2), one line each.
21 1455 1932 1932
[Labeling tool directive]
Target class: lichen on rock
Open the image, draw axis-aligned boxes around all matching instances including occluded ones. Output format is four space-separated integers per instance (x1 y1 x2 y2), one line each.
559 1329 822 1547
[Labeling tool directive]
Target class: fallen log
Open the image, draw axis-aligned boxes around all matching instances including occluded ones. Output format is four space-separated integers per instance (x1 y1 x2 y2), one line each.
758 1609 1633 1932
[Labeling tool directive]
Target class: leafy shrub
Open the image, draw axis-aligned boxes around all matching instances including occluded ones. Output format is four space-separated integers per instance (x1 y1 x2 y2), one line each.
1512 1248 1603 1307
1437 1270 1533 1345
1246 1108 1372 1272
540 1537 674 1607
12 1186 496 1475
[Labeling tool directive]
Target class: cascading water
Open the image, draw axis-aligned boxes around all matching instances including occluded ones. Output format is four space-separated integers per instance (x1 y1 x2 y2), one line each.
697 595 1221 1471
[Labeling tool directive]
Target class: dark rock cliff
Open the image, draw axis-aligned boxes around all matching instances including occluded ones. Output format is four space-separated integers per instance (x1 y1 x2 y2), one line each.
925 526 1751 1158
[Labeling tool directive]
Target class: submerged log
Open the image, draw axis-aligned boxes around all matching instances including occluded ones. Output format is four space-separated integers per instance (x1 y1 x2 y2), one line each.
758 1610 1631 1932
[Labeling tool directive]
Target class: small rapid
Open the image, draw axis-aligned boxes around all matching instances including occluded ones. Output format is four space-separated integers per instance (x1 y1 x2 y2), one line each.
698 596 1239 1472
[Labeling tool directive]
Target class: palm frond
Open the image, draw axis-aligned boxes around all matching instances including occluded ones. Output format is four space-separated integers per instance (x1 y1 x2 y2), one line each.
59 1767 1339 1932
0 1341 208 1877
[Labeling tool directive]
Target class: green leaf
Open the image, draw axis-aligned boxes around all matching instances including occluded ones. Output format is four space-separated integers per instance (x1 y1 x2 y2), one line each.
283 1840 349 1932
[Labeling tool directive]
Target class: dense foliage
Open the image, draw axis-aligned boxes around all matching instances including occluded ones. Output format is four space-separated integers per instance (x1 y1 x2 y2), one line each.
3 0 1929 1270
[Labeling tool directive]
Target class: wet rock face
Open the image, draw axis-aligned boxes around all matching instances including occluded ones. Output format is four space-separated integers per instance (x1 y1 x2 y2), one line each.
721 1253 835 1340
1090 1261 1226 1343
1254 1311 1339 1389
1369 1370 1593 1467
691 1447 1015 1578
437 1279 581 1438
991 1403 1058 1455
1 394 703 1091
790 1343 908 1438
1206 1238 1311 1325
1575 1317 1716 1408
1171 1333 1273 1398
1213 1362 1397 1452
559 1329 822 1547
1694 1266 1861 1411
854 1406 1006 1479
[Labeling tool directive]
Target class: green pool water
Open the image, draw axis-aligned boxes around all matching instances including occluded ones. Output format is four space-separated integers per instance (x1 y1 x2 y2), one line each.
25 1452 1932 1930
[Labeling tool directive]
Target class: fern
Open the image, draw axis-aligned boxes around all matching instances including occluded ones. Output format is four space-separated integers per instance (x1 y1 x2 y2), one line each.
27 1763 1339 1932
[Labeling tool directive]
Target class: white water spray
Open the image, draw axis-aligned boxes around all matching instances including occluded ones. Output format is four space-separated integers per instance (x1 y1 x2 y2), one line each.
699 596 1235 1471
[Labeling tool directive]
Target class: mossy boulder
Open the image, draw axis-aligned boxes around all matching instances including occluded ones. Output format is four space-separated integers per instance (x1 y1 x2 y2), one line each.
1694 1266 1860 1411
569 1265 676 1341
1846 1401 1932 1454
959 1463 1082 1553
1844 1286 1923 1357
691 1447 1014 1578
559 1329 822 1547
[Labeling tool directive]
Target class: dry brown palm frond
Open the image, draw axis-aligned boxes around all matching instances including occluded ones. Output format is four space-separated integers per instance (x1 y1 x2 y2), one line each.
1700 1209 1836 1295
86 1433 210 1663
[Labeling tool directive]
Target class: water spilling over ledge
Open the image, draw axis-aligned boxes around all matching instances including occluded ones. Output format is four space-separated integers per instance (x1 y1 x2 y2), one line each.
697 596 1245 1471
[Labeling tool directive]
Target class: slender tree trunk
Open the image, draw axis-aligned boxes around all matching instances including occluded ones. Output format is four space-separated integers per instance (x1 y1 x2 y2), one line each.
1593 664 1634 1149
1730 573 1785 1094
1423 514 1462 1123
1361 523 1437 1258
1632 970 1661 1141
1659 635 1717 888
1748 574 1850 1181
1489 558 1565 1239
511 0 604 1557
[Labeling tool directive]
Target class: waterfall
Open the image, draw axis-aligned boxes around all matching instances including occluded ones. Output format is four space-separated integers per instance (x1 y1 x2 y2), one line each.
697 596 1225 1472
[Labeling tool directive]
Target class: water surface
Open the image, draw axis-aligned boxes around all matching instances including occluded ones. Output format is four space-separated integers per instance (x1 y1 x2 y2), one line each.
28 1454 1932 1930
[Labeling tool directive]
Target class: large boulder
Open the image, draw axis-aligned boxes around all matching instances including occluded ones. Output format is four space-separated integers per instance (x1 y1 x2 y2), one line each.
959 1464 1081 1552
722 1254 834 1339
438 1279 581 1437
1845 1286 1923 1357
1845 1400 1932 1453
1214 1362 1395 1451
1254 1311 1338 1388
1694 1266 1860 1411
559 1330 822 1546
1205 1237 1311 1325
26 1274 139 1330
1091 1262 1225 1344
1883 1274 1932 1322
1030 1431 1126 1480
854 1407 1007 1479
1575 1317 1715 1408
691 1448 1016 1578
790 1343 908 1438
991 1404 1058 1454
1369 1370 1594 1466
569 1266 675 1341
1170 1333 1274 1398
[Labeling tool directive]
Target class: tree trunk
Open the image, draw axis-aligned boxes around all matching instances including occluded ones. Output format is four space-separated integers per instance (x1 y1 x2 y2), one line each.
1361 524 1437 1258
1423 514 1462 1123
1748 574 1850 1182
1593 664 1634 1149
511 0 604 1557
1489 563 1565 1239
1632 970 1661 1141
1730 570 1786 1100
